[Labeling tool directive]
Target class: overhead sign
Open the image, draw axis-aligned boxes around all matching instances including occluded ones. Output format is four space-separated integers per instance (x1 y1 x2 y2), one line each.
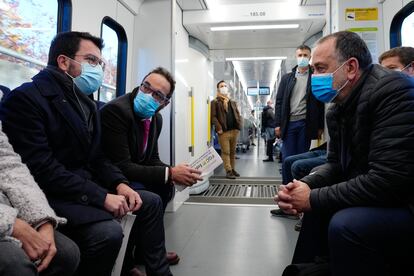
247 87 270 96
345 8 378 21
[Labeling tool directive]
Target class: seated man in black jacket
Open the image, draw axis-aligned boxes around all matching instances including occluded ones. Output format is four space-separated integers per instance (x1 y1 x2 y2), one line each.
276 31 414 275
0 31 171 276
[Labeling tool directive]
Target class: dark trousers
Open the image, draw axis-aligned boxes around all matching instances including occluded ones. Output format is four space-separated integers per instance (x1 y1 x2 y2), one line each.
130 180 174 210
265 127 276 159
0 231 80 276
282 149 326 184
281 120 311 183
293 207 414 276
61 190 171 276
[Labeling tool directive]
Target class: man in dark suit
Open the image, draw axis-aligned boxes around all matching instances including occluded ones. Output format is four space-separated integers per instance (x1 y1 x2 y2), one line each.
0 31 171 276
100 67 202 265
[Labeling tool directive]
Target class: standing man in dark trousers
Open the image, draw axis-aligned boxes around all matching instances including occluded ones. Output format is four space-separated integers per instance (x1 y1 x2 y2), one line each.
261 100 276 162
0 31 172 276
275 45 325 183
276 31 414 276
211 80 242 179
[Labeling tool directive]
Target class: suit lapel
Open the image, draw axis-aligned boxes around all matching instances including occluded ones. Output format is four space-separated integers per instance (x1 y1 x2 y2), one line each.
52 96 91 151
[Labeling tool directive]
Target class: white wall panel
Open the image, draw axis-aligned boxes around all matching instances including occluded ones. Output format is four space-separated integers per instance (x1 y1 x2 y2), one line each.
133 0 173 165
72 0 116 36
116 2 135 92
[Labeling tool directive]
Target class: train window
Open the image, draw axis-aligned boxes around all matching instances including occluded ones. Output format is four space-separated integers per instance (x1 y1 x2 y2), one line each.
401 11 414 47
0 0 71 89
99 17 128 102
390 1 414 47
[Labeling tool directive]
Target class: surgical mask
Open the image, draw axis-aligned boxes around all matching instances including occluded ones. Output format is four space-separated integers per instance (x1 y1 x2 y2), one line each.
297 57 310 68
67 60 103 95
219 87 228 94
311 61 349 103
133 90 160 118
393 63 412 73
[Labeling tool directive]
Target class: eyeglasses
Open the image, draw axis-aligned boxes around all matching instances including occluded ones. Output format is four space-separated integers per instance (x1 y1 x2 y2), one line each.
140 82 170 104
74 54 106 70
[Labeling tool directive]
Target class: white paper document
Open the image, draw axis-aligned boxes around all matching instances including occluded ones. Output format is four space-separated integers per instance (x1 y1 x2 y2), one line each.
111 213 136 276
175 147 223 191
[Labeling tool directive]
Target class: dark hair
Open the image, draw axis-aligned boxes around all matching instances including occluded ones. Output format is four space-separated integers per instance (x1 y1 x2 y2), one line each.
48 31 104 66
216 80 226 89
296 44 311 53
318 31 372 70
379 47 414 66
142 67 176 97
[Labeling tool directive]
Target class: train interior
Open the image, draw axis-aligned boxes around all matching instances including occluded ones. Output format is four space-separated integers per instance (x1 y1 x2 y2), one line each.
1 0 414 275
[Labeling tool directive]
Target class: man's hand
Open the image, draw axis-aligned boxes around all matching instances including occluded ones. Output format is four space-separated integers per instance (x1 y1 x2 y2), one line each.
104 193 130 218
217 130 223 135
36 222 56 272
171 164 203 186
116 183 142 212
12 219 51 267
275 127 281 138
274 180 311 214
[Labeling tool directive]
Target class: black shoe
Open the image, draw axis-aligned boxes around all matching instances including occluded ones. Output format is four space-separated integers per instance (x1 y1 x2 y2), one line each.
226 171 236 179
294 218 302 232
270 209 300 220
232 169 240 177
263 158 274 162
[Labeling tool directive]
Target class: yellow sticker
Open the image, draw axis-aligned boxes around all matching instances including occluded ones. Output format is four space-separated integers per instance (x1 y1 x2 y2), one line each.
345 8 378 21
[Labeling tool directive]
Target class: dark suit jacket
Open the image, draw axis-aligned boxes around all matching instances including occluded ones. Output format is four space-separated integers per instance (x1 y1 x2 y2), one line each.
0 68 127 226
100 89 169 188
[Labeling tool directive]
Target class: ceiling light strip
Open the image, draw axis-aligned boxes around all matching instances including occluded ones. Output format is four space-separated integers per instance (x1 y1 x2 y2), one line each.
211 24 299 31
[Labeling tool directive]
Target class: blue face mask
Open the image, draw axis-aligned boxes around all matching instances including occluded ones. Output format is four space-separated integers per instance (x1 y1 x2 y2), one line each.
297 57 309 68
66 58 104 95
133 90 160 118
73 63 103 95
311 61 349 103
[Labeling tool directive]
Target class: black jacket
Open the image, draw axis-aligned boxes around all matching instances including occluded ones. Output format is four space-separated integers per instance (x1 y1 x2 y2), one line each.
100 89 169 187
261 105 276 131
275 66 324 139
302 65 414 214
0 69 128 226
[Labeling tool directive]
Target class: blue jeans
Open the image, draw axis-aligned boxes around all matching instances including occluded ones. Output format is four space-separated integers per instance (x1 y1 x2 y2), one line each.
0 231 80 276
282 149 326 184
293 207 414 275
281 119 311 164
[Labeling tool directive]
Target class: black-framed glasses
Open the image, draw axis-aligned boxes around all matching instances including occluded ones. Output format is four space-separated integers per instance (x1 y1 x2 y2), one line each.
140 82 170 104
74 54 106 70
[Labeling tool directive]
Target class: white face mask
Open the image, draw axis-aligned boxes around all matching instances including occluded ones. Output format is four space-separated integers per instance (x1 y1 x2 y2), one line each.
219 87 228 94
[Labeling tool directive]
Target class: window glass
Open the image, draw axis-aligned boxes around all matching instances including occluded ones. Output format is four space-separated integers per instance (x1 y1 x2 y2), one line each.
100 23 118 103
0 0 58 89
401 11 414 47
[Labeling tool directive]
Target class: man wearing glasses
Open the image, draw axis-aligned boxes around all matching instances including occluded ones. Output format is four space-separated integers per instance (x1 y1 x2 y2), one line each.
100 67 202 266
0 32 172 276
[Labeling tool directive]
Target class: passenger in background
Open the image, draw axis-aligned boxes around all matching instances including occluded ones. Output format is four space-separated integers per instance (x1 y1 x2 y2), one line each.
261 100 276 162
277 31 414 276
274 45 324 183
211 80 242 179
248 109 257 146
0 92 79 276
0 31 171 276
379 46 414 76
101 67 203 265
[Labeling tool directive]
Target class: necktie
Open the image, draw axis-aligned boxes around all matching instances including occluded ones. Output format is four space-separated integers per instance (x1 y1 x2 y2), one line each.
141 119 151 153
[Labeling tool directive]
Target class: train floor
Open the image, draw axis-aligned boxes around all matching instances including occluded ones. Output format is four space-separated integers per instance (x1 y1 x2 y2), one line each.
163 137 298 276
